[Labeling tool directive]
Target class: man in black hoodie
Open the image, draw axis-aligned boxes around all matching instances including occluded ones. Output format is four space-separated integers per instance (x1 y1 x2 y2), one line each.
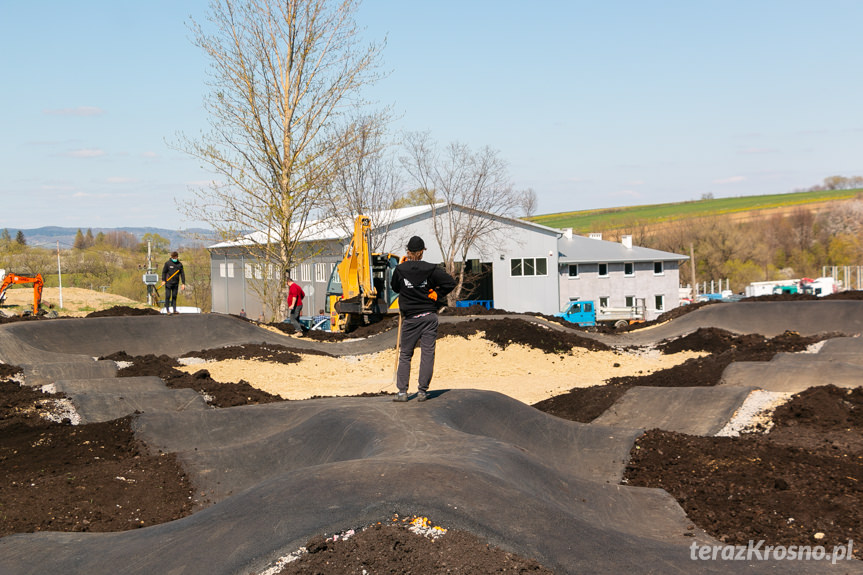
391 236 456 402
161 251 186 314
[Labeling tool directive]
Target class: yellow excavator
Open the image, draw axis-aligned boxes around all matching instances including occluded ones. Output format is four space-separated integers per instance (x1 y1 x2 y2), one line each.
326 215 400 332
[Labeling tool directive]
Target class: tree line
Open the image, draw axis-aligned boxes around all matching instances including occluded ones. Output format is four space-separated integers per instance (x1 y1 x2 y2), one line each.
604 193 863 293
0 233 212 313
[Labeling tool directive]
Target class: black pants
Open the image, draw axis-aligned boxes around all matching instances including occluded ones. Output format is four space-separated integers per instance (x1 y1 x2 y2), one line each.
396 313 438 394
165 284 179 312
289 304 304 331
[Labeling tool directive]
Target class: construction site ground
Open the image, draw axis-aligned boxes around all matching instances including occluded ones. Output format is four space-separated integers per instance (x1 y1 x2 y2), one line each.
0 292 862 574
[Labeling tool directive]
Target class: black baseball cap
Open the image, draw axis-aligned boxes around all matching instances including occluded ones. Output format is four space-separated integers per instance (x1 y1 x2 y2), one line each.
407 236 425 251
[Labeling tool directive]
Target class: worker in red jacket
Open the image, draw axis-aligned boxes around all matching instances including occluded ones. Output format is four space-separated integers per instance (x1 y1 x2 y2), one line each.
286 274 306 335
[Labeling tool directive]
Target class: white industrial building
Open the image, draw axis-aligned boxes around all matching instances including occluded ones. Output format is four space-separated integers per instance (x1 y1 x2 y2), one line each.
208 204 687 321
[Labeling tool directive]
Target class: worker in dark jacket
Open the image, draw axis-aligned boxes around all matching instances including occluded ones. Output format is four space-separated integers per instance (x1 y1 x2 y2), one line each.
391 236 456 402
161 251 186 314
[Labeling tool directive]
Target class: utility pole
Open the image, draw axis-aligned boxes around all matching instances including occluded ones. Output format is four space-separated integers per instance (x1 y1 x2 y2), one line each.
56 240 63 309
689 243 696 296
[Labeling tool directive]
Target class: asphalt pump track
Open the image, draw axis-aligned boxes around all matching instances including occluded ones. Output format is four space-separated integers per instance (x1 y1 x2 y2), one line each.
1 301 862 574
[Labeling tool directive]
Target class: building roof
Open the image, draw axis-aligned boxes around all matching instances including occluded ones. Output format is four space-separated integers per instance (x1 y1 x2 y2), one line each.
558 233 688 264
208 203 558 249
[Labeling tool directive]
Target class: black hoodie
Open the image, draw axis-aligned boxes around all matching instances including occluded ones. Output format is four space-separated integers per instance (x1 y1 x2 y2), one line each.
391 260 456 316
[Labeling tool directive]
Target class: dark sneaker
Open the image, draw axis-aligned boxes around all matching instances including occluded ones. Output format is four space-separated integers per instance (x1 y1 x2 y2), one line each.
393 392 408 402
416 391 429 402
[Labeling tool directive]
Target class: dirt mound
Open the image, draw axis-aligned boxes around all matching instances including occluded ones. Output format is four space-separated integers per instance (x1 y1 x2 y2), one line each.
440 304 502 316
0 379 197 537
101 351 284 408
182 343 318 363
281 518 553 574
624 385 863 558
85 306 161 318
532 331 831 423
772 385 863 430
438 317 610 353
263 314 399 340
740 289 863 302
658 327 821 355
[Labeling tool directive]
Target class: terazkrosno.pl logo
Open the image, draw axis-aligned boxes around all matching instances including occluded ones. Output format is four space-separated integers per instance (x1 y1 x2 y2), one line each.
690 540 854 564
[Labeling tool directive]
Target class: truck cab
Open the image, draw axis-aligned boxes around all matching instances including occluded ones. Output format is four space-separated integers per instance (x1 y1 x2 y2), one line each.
556 300 596 326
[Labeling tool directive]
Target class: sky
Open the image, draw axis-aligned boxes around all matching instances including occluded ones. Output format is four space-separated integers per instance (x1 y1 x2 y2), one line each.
2 0 862 232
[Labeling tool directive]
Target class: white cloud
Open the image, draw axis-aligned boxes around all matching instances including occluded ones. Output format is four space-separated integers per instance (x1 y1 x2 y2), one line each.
65 148 106 158
72 191 112 199
712 176 746 185
43 106 105 117
106 177 135 184
141 151 159 158
612 189 642 199
41 184 76 191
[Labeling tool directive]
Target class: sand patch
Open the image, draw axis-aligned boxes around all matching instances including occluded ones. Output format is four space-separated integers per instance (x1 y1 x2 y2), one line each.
178 334 703 405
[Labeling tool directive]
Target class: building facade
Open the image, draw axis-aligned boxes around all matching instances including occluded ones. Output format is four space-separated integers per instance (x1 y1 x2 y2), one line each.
208 206 688 321
558 230 688 320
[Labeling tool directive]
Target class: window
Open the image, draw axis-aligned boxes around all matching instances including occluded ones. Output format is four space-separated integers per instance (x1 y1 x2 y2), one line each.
219 262 235 278
625 296 634 307
568 264 579 278
510 257 547 277
598 263 608 277
599 296 609 308
244 263 253 279
655 294 665 311
654 261 664 275
330 263 340 284
300 264 311 282
624 262 634 276
314 263 328 283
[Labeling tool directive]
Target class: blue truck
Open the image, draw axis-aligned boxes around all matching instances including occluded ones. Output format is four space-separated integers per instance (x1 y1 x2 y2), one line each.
556 298 646 328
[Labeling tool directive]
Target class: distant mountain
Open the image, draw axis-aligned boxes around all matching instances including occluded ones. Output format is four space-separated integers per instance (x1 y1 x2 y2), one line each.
3 226 217 250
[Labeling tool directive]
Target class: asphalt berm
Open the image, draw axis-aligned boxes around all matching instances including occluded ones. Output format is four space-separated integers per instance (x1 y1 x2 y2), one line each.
1 298 862 573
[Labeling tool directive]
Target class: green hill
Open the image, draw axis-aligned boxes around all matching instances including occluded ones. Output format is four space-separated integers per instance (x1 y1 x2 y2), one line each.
529 188 862 232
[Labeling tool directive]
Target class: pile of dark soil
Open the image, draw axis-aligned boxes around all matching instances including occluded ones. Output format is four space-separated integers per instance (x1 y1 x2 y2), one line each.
438 317 611 353
264 314 399 341
0 313 49 325
440 304 501 316
281 518 553 574
624 385 863 558
740 289 863 302
85 306 161 318
532 328 828 423
0 378 197 536
100 350 284 408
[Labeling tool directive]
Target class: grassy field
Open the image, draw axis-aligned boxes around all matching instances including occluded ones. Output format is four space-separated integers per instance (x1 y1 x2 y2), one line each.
529 188 862 232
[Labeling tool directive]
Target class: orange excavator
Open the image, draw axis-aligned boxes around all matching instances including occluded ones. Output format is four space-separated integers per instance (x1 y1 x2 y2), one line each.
0 273 44 314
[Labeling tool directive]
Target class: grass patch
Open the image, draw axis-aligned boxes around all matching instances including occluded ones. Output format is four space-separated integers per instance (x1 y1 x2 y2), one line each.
529 188 862 232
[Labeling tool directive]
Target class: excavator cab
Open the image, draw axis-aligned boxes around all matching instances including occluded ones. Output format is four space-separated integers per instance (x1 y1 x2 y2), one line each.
0 273 44 315
325 215 401 333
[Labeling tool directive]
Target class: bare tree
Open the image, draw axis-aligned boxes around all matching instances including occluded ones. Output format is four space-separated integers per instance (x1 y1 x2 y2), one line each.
320 113 403 251
400 132 524 303
518 187 538 218
177 0 385 320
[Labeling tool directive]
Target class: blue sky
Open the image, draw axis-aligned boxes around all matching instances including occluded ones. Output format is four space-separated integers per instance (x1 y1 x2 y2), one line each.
2 0 861 231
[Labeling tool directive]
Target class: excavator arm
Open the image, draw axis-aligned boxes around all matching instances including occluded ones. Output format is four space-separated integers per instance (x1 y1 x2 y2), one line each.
326 215 400 332
0 273 43 314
